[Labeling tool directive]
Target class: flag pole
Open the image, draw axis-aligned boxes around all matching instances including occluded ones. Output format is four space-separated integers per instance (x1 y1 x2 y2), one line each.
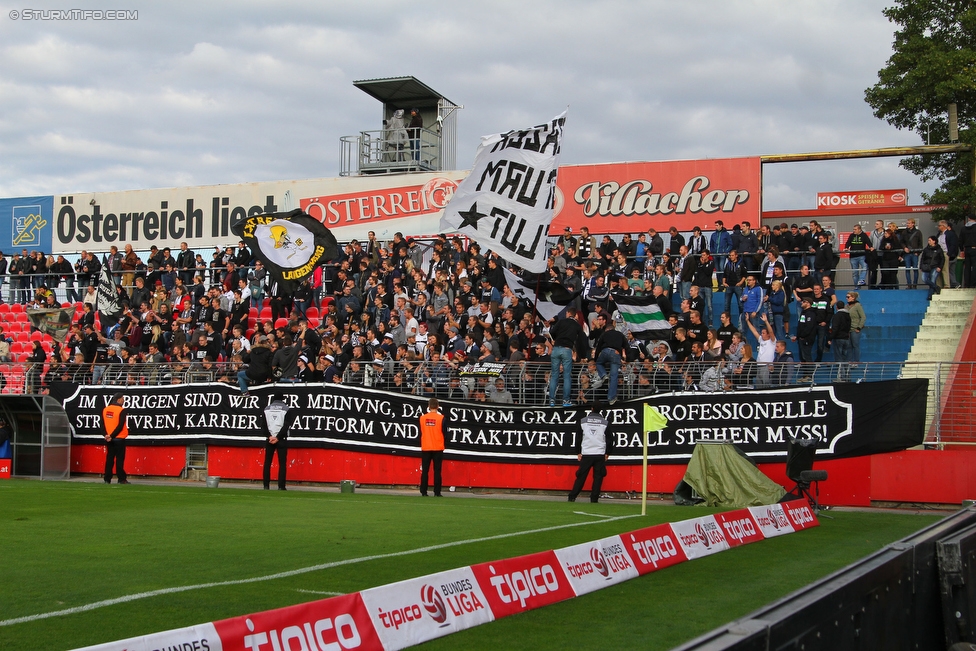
640 404 668 517
641 428 648 516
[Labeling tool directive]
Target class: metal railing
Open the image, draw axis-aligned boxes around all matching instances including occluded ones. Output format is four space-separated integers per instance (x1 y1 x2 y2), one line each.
7 359 974 446
339 127 442 176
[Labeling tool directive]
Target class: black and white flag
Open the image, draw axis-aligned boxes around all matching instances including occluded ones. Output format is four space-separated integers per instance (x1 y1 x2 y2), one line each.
502 267 579 322
440 111 566 273
96 256 122 317
231 209 339 293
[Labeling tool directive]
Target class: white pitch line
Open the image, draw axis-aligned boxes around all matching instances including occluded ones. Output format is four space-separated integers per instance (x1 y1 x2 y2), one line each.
572 511 616 519
296 589 345 596
0 513 639 627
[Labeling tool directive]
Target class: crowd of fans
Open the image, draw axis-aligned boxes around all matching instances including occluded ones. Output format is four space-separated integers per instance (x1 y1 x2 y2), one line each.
2 213 975 402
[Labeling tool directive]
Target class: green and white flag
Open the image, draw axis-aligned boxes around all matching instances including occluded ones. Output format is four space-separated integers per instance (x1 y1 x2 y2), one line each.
613 294 671 340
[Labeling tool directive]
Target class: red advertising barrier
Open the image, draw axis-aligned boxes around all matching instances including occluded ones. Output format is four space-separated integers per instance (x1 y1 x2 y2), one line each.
72 500 817 651
0 457 11 479
212 592 383 651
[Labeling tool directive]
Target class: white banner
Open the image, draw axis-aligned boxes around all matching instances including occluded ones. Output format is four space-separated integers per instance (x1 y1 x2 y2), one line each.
669 516 730 560
748 504 797 538
440 111 566 273
72 623 222 651
359 567 494 651
53 171 467 254
553 535 639 597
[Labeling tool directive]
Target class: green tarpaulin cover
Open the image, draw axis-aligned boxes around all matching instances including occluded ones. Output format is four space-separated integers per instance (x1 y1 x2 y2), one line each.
682 443 786 508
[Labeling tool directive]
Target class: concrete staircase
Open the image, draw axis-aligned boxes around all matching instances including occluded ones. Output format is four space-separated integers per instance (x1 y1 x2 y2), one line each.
901 288 976 435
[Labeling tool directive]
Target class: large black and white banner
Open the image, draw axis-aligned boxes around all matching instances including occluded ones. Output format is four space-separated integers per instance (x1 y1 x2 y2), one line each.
440 111 566 273
51 379 927 464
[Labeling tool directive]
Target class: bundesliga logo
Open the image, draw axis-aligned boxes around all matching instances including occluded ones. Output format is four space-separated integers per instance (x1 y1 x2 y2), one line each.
695 522 711 548
420 584 448 626
589 547 609 577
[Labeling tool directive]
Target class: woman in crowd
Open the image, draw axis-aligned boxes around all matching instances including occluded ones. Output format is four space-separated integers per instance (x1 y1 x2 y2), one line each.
704 328 723 360
731 343 756 387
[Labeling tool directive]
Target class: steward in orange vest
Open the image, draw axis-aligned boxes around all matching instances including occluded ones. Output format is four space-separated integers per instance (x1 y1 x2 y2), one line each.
102 392 129 484
418 397 447 497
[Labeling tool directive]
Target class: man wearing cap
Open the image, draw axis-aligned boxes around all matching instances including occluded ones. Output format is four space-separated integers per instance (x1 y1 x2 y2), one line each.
321 354 339 383
102 392 130 484
558 226 578 252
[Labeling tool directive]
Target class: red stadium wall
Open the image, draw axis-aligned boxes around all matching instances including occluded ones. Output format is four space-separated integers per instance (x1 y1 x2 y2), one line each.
70 444 976 507
934 297 976 443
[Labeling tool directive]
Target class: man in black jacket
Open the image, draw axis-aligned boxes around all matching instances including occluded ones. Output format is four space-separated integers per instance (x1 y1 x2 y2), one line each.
548 307 588 407
238 336 273 394
592 314 626 404
261 399 297 490
792 297 818 382
830 301 852 381
810 285 833 363
176 242 195 285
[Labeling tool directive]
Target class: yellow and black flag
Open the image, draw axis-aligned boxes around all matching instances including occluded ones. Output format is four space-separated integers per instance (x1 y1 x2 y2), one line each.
231 209 339 292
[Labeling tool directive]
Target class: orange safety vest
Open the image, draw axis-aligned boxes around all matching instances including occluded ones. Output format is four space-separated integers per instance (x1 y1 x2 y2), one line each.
102 404 129 440
419 411 445 452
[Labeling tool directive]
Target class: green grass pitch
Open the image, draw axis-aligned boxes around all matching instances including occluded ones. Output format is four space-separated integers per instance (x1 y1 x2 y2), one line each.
0 480 941 651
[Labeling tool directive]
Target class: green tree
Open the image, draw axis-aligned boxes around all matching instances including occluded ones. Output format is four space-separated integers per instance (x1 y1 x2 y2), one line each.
865 0 976 222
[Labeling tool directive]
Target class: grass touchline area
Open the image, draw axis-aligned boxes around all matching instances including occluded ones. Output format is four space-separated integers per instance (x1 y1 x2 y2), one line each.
0 479 943 651
0 509 640 628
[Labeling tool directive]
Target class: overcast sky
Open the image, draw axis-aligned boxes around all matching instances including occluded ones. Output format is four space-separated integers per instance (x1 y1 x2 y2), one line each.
0 0 937 211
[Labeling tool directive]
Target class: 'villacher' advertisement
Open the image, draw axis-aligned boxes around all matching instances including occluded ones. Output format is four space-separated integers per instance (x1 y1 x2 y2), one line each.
50 379 927 464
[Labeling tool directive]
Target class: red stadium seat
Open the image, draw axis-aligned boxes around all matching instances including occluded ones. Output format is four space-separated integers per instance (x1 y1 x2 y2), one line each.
29 331 43 342
321 297 334 310
10 303 24 313
259 307 272 320
305 307 319 319
249 307 258 318
308 317 319 329
14 312 28 323
0 303 9 314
